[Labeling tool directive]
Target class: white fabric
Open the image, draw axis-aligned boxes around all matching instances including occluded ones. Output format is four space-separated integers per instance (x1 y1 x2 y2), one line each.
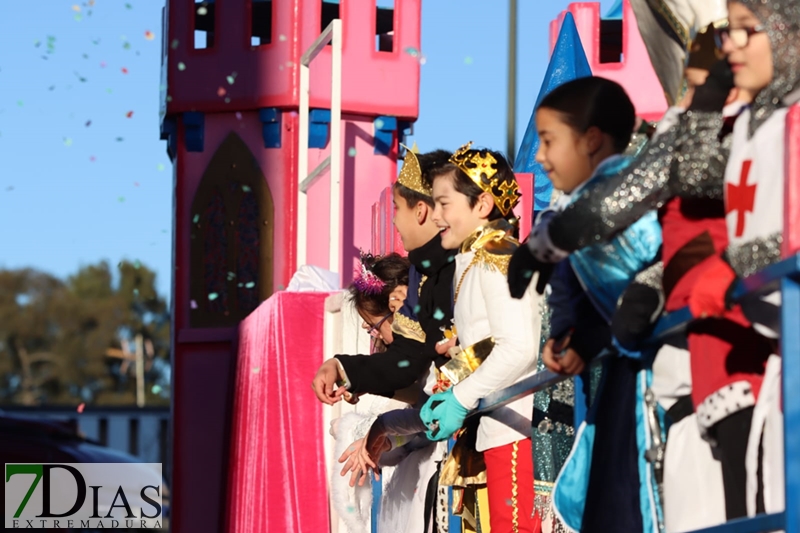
377 441 447 533
330 396 436 533
286 265 341 291
650 344 693 411
651 346 726 531
746 354 785 518
663 414 726 532
725 107 787 246
450 250 541 452
725 107 788 337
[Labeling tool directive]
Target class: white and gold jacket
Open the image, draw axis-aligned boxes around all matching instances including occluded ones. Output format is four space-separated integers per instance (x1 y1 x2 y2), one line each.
450 219 542 452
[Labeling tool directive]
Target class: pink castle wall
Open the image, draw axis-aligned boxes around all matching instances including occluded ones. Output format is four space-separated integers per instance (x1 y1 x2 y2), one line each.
551 0 668 122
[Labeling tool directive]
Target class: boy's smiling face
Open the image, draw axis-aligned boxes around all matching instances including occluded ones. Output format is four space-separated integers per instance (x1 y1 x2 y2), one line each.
431 171 493 250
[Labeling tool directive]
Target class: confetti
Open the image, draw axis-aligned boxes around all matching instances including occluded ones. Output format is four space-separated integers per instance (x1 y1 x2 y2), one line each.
208 292 219 301
125 3 132 9
347 147 357 157
72 4 80 11
420 260 431 268
464 56 473 65
77 403 85 413
226 75 235 85
92 39 100 45
145 30 155 41
134 260 141 269
115 137 124 141
397 360 410 368
286 61 294 67
123 42 131 50
126 111 134 118
523 270 533 279
217 87 226 97
197 5 208 15
190 299 198 309
245 281 255 289
34 39 41 47
413 304 421 313
16 101 23 107
152 385 162 394
121 67 129 74
82 53 89 59
346 505 356 514
118 196 125 202
74 14 83 22
192 214 200 223
404 47 427 65
106 88 113 94
134 182 140 187
227 271 236 280
133 288 139 296
447 255 455 262
242 185 251 192
432 308 445 320
90 156 96 162
75 72 87 82
63 137 73 147
177 62 186 71
171 39 179 49
375 118 384 129
48 85 55 91
252 367 261 374
224 97 230 104
100 61 106 68
157 163 165 171
278 34 287 42
235 112 242 120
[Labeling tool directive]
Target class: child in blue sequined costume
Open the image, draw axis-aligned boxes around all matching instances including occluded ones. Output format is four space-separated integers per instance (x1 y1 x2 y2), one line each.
512 76 664 533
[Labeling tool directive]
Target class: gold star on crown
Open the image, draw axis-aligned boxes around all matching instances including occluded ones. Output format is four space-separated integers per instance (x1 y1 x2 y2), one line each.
396 142 431 197
449 142 521 217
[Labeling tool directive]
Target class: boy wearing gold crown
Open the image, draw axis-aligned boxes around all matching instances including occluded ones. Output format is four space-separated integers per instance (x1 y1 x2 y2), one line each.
419 143 542 533
311 148 458 404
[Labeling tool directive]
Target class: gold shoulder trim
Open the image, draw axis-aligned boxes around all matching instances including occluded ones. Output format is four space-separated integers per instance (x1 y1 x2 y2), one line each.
392 312 426 343
475 248 512 275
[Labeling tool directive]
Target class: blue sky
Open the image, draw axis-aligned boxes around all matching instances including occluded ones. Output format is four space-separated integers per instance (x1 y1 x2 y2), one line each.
0 0 615 299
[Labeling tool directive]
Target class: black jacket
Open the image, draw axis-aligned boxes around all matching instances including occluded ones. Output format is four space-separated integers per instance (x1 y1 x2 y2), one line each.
335 234 456 396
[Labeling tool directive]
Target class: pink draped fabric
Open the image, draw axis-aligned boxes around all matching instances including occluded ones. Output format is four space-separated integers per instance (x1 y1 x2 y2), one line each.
226 291 332 532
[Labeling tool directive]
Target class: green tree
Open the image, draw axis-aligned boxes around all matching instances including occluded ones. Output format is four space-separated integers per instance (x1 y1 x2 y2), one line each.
0 260 170 406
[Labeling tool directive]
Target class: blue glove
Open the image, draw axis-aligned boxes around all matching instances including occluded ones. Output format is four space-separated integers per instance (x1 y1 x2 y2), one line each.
420 388 469 441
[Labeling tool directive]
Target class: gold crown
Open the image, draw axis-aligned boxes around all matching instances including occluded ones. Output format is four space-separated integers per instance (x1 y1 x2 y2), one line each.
449 142 521 217
396 143 431 197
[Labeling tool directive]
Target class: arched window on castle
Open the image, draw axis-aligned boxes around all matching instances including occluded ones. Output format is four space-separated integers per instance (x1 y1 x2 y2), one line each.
190 132 274 327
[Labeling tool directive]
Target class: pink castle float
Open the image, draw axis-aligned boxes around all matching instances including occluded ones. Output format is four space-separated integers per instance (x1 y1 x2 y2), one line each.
158 1 678 531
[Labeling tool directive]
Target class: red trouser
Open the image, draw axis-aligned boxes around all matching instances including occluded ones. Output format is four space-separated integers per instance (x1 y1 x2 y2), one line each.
483 439 538 533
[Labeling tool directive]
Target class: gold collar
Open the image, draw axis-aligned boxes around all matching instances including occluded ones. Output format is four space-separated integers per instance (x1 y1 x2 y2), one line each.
459 218 518 255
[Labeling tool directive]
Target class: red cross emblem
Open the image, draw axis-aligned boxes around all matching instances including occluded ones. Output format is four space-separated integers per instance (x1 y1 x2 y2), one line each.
726 160 757 237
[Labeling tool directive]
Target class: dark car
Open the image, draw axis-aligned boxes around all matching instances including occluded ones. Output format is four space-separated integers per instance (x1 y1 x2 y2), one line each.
1 410 169 531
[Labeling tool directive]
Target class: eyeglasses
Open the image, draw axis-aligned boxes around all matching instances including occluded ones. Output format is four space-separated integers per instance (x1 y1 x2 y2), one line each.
714 25 766 50
367 313 393 337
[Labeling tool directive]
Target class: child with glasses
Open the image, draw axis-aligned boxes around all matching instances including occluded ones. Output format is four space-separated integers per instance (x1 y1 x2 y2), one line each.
688 0 800 517
334 252 449 533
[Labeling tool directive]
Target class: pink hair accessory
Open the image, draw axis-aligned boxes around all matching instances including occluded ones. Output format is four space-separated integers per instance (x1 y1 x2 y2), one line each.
353 253 386 295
